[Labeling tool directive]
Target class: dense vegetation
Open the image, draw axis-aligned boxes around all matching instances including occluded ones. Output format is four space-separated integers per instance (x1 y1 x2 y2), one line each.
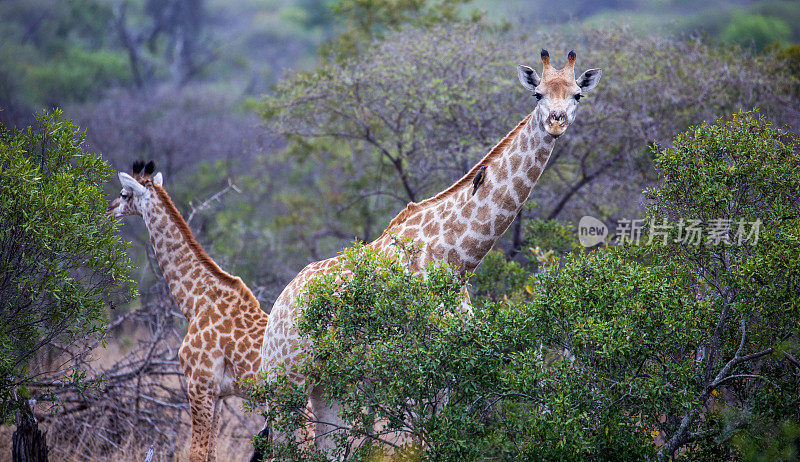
1 0 799 459
0 110 135 420
252 111 800 460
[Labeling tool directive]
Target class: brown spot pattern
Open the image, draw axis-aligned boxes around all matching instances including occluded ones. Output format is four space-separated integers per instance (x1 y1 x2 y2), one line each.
128 178 277 462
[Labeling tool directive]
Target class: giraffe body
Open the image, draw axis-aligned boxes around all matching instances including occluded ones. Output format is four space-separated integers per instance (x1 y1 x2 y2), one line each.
258 50 602 455
109 163 268 462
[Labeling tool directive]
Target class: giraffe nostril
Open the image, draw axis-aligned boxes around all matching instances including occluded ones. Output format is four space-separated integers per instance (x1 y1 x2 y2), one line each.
548 111 566 123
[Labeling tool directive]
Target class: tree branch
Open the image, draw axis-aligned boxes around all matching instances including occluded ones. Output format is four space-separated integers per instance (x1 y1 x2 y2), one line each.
186 179 241 224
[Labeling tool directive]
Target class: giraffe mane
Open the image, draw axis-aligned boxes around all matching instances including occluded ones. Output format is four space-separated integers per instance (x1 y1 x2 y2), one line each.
382 113 532 233
151 184 261 309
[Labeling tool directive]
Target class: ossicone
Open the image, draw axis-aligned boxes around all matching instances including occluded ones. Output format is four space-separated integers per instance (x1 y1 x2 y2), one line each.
567 50 576 66
132 160 145 176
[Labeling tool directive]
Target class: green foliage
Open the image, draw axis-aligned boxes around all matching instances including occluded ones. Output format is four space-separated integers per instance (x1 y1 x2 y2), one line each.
719 11 791 51
739 1 800 42
471 224 578 306
523 218 580 257
251 243 473 460
773 43 800 96
644 110 800 458
0 0 115 52
0 0 131 108
649 110 800 225
25 46 132 106
250 243 702 460
517 247 702 460
733 418 800 461
679 1 800 48
324 0 479 59
0 110 136 420
470 250 527 303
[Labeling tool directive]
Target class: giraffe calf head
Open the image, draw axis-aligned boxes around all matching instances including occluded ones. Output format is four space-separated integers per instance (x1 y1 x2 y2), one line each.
108 160 163 218
517 49 602 138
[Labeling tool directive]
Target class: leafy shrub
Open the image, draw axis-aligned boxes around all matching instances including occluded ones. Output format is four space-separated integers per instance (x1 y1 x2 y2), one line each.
252 111 800 460
645 110 800 458
250 242 704 460
0 110 136 419
470 250 528 303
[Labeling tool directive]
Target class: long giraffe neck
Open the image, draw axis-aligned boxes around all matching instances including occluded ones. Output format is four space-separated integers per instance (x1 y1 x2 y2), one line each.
141 186 254 320
377 108 556 273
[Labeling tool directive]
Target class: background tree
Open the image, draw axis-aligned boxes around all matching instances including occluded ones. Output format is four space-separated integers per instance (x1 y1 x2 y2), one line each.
322 0 478 59
261 24 797 261
114 0 213 88
0 110 135 455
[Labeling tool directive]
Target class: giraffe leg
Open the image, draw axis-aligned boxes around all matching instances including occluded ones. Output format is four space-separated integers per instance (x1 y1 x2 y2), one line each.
206 397 222 462
187 384 216 462
310 385 345 457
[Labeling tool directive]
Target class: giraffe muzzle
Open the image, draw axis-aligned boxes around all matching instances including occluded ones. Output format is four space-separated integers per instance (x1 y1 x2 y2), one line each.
545 111 568 137
548 110 566 123
107 198 121 215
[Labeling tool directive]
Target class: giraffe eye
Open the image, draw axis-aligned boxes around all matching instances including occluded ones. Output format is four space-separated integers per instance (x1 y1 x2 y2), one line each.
574 94 582 101
120 190 129 198
534 92 543 101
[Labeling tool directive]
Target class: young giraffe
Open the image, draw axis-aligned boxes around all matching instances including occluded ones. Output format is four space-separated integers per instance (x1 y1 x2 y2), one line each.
109 161 270 462
256 49 602 454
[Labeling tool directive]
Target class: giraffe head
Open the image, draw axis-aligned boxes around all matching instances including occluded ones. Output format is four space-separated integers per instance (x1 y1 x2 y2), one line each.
517 49 602 138
108 160 164 218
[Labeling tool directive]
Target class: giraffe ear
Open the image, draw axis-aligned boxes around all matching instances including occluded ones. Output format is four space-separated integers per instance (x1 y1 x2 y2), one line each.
118 172 147 196
576 68 602 93
517 65 541 91
153 172 163 187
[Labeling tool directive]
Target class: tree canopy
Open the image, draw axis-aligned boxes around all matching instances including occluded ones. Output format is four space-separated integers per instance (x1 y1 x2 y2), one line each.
260 24 796 261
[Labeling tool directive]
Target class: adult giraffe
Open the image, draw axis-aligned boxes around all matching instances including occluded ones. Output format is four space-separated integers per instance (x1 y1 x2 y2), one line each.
109 161 270 462
256 49 602 455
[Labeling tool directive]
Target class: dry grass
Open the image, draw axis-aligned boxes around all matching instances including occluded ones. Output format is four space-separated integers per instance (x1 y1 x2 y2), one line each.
2 283 265 461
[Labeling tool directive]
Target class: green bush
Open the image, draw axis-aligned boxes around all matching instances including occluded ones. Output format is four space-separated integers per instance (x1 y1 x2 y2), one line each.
523 218 580 257
251 112 800 460
250 242 702 460
470 250 528 303
644 110 800 458
0 110 136 420
773 43 800 96
250 243 475 460
515 247 701 460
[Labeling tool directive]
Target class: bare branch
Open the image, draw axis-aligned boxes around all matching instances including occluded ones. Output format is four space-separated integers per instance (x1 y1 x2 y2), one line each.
186 179 242 224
